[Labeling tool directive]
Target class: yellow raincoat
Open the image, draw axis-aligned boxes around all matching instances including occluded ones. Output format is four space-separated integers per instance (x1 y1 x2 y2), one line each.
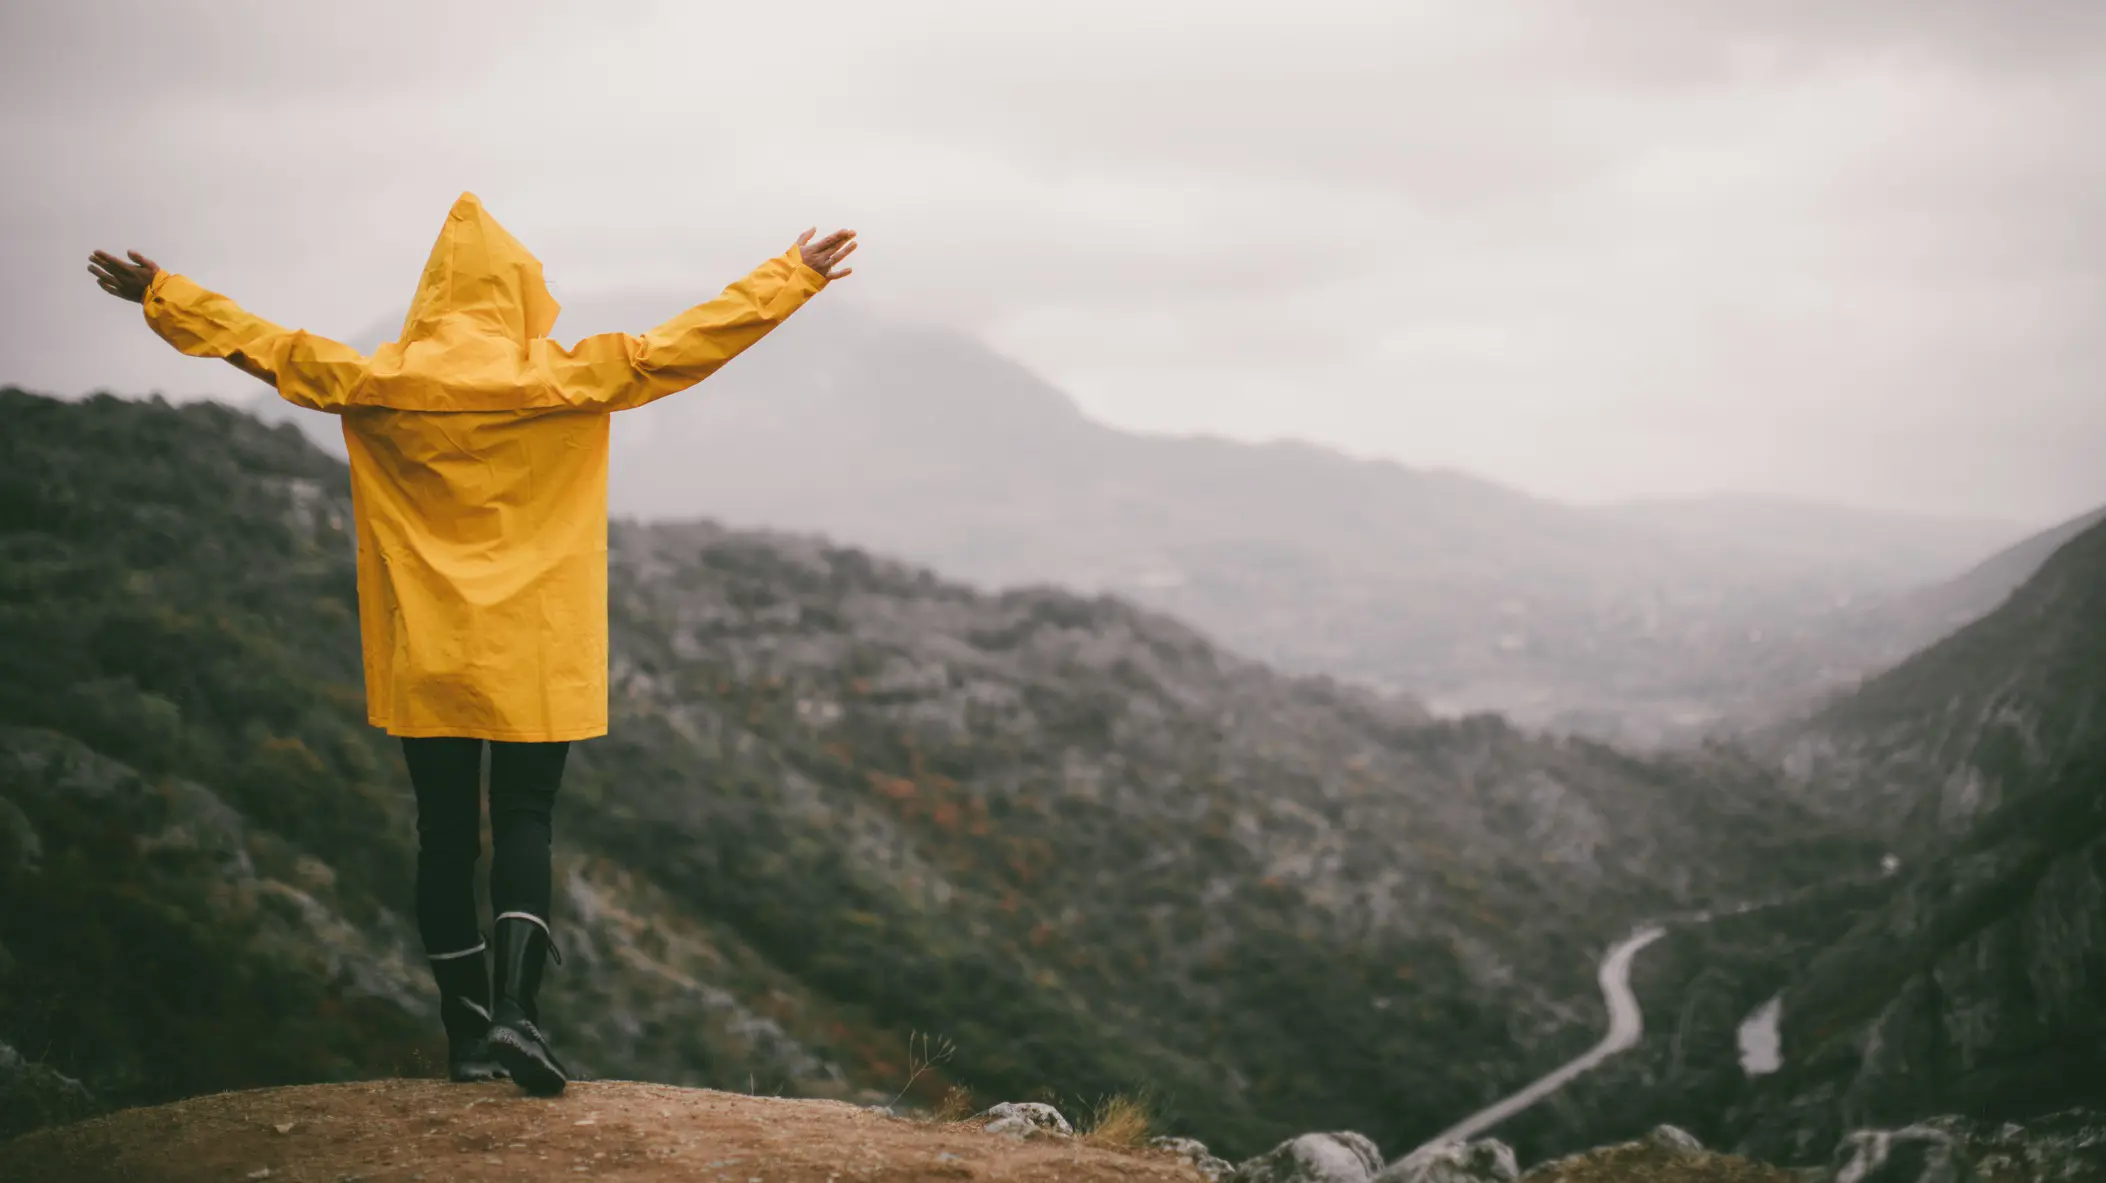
142 192 832 741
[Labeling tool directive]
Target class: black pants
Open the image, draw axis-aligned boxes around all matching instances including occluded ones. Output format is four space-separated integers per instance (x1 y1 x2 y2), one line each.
401 737 570 956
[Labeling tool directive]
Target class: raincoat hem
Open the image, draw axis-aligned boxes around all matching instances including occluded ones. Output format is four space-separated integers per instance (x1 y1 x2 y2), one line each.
374 719 609 742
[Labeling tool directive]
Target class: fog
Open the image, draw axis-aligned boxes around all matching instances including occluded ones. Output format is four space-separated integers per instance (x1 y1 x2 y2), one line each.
3 0 2102 522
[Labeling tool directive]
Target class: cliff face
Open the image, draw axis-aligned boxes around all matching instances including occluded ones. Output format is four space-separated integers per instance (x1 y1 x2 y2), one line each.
1726 519 2106 1164
1427 519 2106 1168
1774 511 2106 845
0 389 1867 1161
1730 750 2106 1164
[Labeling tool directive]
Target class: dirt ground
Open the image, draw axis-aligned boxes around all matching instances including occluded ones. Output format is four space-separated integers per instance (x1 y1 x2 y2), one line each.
0 1079 1210 1183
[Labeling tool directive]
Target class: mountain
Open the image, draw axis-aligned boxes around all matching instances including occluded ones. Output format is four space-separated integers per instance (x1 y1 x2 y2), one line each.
1381 513 2106 1169
1715 515 2106 1162
1833 503 2106 686
0 388 1870 1161
1776 509 2106 840
1901 504 2106 631
247 295 2034 744
1665 503 2106 742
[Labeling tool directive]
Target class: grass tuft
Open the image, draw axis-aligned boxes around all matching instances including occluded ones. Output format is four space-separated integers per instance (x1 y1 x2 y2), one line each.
1081 1093 1154 1149
889 1031 957 1112
933 1084 976 1123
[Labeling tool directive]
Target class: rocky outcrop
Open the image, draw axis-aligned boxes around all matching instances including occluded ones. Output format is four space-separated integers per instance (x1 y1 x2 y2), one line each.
1736 751 2106 1163
1645 1126 1707 1156
1152 1135 1235 1181
0 1039 95 1140
1227 1131 1387 1182
1518 1126 1804 1182
0 795 37 875
978 1101 1075 1139
1824 1110 2106 1183
1378 1137 1521 1182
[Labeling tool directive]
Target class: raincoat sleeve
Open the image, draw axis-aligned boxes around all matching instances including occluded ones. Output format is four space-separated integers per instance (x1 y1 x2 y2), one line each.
141 271 370 414
533 245 830 413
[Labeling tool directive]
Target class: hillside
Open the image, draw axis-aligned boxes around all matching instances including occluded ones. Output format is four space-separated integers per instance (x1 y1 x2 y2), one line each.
1714 515 2106 1161
1777 509 2106 841
1328 516 2106 1169
1879 504 2106 651
1704 502 2106 740
248 296 2032 743
0 388 1873 1162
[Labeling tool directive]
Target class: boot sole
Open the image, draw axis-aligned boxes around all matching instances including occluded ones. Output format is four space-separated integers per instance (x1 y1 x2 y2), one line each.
489 1025 567 1097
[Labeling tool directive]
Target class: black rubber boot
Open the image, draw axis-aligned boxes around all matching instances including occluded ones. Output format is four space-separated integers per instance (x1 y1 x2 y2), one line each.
427 938 506 1083
488 915 568 1096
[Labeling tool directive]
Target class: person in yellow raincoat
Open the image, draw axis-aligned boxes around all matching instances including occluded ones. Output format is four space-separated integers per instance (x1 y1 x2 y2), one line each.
87 193 856 1096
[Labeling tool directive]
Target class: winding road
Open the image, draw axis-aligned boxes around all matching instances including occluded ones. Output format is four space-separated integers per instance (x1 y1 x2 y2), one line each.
1410 925 1667 1154
1406 864 1892 1153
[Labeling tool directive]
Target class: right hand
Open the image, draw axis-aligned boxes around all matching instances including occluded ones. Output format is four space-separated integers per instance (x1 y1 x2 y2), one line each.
88 250 161 304
796 228 857 281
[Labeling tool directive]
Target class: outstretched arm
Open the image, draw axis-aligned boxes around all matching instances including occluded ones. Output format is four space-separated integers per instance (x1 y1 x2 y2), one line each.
535 228 857 414
88 249 369 414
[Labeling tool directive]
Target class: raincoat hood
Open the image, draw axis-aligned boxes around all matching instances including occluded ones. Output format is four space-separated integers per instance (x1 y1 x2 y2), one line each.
399 192 561 347
347 191 579 411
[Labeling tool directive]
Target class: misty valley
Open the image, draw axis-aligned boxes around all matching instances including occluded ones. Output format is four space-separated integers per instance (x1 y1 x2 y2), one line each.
3 386 2103 1180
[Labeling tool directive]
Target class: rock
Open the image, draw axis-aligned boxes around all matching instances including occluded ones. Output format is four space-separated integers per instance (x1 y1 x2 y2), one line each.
1526 1139 1801 1182
975 1101 1073 1139
1643 1125 1704 1156
1152 1135 1235 1181
0 1038 97 1140
1825 1111 2106 1183
1229 1131 1385 1183
0 794 38 874
1828 1126 1971 1183
1375 1138 1519 1183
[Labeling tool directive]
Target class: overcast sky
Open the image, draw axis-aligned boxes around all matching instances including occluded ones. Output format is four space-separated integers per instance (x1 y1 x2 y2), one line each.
3 0 2101 524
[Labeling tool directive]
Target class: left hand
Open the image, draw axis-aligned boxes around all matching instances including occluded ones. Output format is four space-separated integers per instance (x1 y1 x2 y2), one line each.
88 250 161 303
